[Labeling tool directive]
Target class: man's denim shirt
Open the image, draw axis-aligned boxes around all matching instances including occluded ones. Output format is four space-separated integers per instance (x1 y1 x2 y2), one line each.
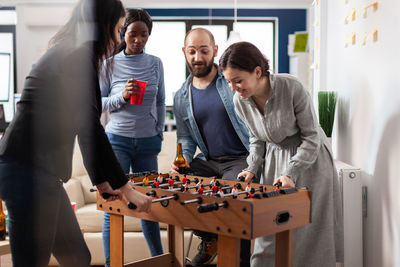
173 69 250 162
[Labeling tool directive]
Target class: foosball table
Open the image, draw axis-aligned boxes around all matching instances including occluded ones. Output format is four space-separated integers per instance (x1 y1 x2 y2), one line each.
96 173 311 267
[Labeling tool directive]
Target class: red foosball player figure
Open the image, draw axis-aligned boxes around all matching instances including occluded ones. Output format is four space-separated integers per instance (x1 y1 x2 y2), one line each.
211 183 219 194
142 176 149 187
152 180 160 188
247 191 254 199
182 175 188 185
231 185 238 197
245 183 252 192
168 177 175 190
197 185 204 195
217 188 224 197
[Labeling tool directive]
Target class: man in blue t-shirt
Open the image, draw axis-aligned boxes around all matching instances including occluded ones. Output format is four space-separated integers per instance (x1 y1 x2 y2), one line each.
172 28 253 267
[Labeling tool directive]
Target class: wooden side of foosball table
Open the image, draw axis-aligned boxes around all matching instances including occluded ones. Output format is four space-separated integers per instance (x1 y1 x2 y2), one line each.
251 189 311 238
97 187 253 239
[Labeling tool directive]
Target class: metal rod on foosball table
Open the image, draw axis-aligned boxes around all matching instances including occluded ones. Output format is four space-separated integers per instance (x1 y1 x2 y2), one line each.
151 193 179 203
180 196 203 205
127 193 179 210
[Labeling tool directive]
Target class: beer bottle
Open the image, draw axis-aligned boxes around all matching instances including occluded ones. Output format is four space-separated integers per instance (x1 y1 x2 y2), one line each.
0 199 6 240
175 143 187 174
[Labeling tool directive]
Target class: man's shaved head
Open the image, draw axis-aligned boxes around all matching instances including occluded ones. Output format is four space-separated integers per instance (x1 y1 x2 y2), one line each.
184 27 215 47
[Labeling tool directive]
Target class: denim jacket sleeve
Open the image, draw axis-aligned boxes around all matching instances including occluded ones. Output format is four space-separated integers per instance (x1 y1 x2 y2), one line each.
173 87 198 162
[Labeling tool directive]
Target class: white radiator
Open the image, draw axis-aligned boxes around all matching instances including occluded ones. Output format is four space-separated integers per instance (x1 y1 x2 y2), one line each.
335 160 363 267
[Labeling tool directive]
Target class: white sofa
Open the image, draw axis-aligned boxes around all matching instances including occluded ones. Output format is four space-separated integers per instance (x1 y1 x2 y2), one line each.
50 132 205 266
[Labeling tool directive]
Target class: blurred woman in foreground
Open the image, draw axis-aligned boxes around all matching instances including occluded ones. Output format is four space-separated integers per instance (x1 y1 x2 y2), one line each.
0 0 151 266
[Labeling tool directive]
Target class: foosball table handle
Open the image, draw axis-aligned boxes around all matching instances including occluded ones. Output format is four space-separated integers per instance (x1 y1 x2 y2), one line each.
102 192 116 199
127 202 137 210
197 200 229 213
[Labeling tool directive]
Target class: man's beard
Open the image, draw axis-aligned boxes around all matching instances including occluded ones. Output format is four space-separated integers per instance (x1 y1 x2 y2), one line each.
187 58 214 78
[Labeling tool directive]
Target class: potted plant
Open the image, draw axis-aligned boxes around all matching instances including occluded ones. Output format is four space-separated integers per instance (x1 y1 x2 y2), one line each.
318 91 337 138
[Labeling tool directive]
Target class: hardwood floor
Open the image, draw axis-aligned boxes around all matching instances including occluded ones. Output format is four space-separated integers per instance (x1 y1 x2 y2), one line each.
0 255 217 267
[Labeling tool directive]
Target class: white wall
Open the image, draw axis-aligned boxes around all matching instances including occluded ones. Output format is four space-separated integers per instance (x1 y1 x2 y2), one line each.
324 1 400 266
16 5 72 92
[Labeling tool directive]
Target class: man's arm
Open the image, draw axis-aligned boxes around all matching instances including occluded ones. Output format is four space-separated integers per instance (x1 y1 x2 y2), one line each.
173 92 198 162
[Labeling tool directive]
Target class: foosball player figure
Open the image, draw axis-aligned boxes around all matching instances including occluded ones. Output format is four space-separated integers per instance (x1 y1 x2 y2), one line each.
197 185 204 195
181 175 188 185
210 177 217 186
157 173 164 184
274 182 282 191
168 177 175 190
196 178 204 189
142 176 149 187
152 180 160 188
211 183 219 194
183 181 190 189
245 183 252 192
216 188 225 197
231 185 239 197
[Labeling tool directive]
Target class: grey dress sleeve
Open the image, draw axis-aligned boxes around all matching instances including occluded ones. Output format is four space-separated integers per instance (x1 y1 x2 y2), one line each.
282 84 321 183
233 94 265 175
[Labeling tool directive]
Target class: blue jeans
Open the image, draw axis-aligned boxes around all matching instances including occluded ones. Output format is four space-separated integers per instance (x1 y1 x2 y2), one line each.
102 133 163 266
0 157 91 267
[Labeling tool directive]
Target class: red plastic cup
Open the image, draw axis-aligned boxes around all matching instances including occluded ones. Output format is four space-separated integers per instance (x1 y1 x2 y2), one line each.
71 201 76 212
130 80 147 105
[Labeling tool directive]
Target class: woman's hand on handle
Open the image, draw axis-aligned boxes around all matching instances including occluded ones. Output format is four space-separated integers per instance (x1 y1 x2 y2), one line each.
119 183 152 213
273 175 295 188
238 170 254 183
96 181 122 201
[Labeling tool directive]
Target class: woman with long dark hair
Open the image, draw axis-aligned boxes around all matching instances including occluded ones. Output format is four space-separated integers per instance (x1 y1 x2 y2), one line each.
100 9 165 265
0 0 151 266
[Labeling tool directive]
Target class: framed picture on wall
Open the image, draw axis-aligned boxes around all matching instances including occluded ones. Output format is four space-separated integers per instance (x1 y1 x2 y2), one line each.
0 53 11 102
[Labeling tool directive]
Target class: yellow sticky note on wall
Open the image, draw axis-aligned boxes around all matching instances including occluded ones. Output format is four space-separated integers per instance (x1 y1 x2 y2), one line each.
293 32 309 53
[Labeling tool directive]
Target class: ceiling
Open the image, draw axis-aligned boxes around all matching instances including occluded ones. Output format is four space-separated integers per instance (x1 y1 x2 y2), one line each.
0 0 314 9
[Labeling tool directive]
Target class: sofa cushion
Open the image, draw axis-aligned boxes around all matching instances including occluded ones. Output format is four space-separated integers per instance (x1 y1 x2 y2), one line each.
76 175 97 204
76 203 143 232
71 138 88 178
76 203 105 232
76 203 168 232
63 177 85 209
158 131 177 173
